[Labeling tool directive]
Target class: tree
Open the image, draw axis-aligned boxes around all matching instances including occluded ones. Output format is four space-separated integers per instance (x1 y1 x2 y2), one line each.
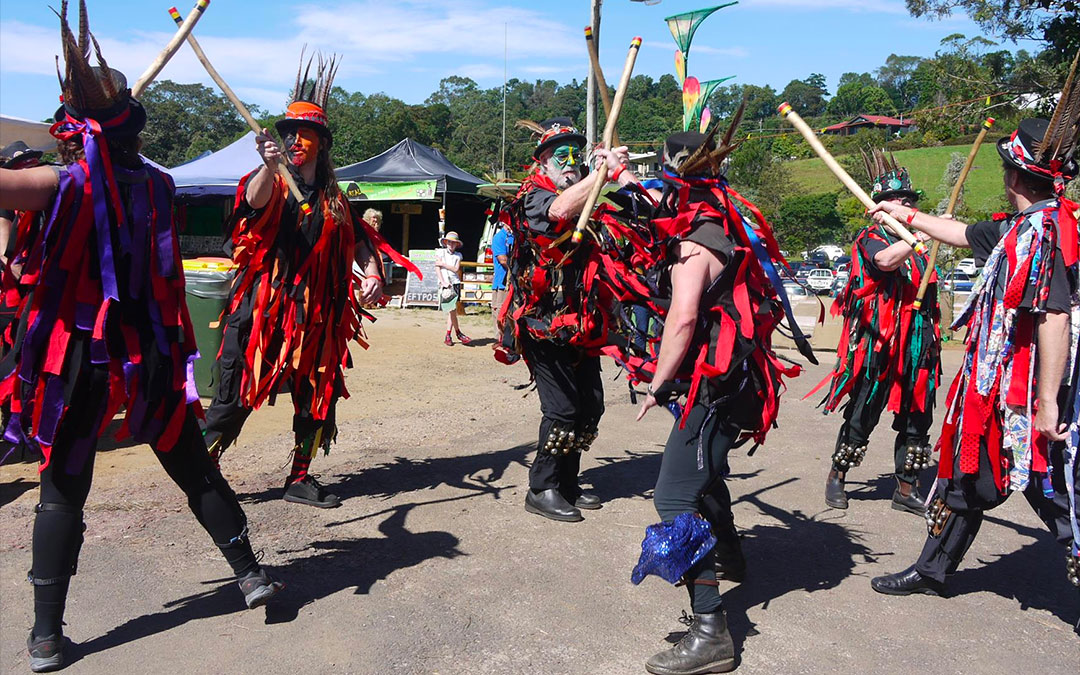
139 81 259 167
905 0 1078 47
875 54 924 110
780 74 829 116
775 192 845 252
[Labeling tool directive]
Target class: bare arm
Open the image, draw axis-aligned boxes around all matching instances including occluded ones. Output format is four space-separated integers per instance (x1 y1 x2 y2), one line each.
244 129 283 210
873 234 929 272
0 166 59 212
637 240 724 420
870 202 969 247
354 237 384 304
548 146 637 222
1034 310 1071 441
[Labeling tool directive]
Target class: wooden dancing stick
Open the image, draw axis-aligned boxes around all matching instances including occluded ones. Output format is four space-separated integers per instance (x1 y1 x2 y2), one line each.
913 116 995 309
778 102 926 254
132 0 210 98
584 26 619 148
168 6 311 215
568 36 642 246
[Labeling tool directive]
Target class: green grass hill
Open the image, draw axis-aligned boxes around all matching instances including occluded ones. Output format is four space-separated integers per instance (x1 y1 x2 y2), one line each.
784 143 1007 215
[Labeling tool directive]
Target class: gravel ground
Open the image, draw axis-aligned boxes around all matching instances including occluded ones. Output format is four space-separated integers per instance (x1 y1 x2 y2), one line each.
1 308 1077 674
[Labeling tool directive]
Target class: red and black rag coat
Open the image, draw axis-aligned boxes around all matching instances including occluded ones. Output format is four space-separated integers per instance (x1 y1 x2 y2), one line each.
0 154 200 473
809 224 941 417
222 168 416 422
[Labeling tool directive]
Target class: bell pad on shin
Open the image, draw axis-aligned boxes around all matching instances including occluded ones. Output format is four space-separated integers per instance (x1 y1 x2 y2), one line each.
904 443 933 472
926 496 951 538
1067 553 1080 588
832 442 867 469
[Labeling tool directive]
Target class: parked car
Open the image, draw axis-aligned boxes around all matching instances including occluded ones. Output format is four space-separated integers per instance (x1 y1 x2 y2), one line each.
808 251 830 267
956 258 979 276
782 281 811 300
942 270 974 293
831 271 850 296
806 268 836 294
812 244 846 261
795 268 811 282
835 262 849 274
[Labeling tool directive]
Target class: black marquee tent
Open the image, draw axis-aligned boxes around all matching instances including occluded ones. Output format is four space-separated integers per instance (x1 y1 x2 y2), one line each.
335 138 486 196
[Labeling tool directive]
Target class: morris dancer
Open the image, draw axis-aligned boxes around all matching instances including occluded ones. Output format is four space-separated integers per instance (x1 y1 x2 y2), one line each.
813 152 941 514
202 51 415 508
622 130 806 675
501 117 636 522
0 4 280 670
866 114 1080 625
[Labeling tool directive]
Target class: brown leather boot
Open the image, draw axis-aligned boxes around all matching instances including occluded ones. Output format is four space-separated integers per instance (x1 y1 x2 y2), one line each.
645 611 736 675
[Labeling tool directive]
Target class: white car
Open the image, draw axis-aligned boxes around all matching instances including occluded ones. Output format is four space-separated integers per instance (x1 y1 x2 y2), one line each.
812 245 846 261
805 268 835 294
956 258 978 276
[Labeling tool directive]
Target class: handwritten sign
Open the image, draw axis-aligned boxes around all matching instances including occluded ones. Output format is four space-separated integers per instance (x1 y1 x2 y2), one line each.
403 249 440 307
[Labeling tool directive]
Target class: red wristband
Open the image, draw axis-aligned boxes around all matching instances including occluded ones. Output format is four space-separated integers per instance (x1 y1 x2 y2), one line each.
611 164 626 182
906 208 918 225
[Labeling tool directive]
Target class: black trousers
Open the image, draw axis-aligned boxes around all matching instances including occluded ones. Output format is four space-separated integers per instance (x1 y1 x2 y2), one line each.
915 438 1079 583
653 402 741 614
835 372 933 484
523 337 604 495
203 289 338 453
31 374 257 635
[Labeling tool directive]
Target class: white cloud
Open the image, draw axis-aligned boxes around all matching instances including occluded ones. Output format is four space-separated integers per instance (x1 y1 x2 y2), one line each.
745 0 907 13
692 45 750 59
0 1 583 104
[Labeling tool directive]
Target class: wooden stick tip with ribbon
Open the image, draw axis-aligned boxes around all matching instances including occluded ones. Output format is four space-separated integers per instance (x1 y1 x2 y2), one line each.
169 6 182 19
983 117 996 129
584 25 593 37
631 36 643 47
778 102 793 116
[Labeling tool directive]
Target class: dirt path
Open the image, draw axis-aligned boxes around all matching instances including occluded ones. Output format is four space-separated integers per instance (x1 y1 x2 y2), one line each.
1 308 1077 674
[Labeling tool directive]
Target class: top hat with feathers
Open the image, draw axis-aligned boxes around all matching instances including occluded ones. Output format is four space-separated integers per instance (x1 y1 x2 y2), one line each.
863 149 920 204
997 49 1080 193
1 141 43 169
276 48 340 146
52 0 145 137
518 117 587 161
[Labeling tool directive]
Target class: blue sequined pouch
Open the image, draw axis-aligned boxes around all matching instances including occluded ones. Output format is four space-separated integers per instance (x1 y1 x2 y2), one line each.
631 512 717 585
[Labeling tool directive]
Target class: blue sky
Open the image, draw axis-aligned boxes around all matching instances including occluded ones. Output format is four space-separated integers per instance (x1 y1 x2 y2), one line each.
0 0 1034 121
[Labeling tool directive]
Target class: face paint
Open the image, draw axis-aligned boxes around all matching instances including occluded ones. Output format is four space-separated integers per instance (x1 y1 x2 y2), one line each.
541 144 585 190
289 127 321 167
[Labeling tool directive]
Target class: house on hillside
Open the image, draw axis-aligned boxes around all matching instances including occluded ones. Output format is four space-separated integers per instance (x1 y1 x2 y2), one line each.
822 114 914 137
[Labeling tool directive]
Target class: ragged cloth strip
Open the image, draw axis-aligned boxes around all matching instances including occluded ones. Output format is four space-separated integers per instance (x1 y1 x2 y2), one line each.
0 117 199 471
222 169 418 428
807 224 941 421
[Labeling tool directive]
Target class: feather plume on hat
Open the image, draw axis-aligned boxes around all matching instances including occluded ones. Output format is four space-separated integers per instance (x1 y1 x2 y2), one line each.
53 0 125 114
1036 48 1080 173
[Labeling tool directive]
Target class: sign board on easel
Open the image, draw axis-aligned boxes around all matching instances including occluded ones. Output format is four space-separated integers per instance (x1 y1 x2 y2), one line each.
403 249 440 307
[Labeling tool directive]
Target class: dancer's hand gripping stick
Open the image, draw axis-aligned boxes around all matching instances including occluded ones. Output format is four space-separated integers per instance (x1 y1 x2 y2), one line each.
778 102 926 255
168 6 311 216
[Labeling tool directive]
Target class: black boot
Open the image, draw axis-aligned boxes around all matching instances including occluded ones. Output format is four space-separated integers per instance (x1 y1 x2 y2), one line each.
891 480 924 515
283 475 341 508
239 568 284 609
524 489 583 522
825 471 847 510
646 612 736 675
870 564 944 596
574 492 602 510
27 631 64 673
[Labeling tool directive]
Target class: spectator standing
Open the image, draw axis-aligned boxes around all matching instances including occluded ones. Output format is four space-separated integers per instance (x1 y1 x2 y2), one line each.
490 221 514 336
436 231 471 346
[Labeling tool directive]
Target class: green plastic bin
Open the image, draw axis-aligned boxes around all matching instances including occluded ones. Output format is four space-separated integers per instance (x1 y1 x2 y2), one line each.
183 259 236 398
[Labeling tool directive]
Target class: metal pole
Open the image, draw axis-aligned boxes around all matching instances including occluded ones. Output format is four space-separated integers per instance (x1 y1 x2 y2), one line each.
586 0 602 149
501 22 507 178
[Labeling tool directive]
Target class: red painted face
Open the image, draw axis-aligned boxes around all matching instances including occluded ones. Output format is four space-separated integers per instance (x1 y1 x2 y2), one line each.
289 128 320 167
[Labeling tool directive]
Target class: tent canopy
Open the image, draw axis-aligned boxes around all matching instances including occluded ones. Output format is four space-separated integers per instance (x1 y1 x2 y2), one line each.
0 115 55 152
336 138 485 198
168 131 260 197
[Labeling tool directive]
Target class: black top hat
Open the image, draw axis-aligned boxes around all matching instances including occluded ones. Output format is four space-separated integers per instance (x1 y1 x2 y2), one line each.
53 67 147 138
997 117 1078 184
0 141 44 169
533 117 587 160
662 131 716 174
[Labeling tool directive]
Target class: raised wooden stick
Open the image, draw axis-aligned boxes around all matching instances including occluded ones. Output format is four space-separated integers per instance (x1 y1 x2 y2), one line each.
568 36 642 245
778 102 926 254
132 0 210 98
584 26 619 148
169 6 311 216
913 116 995 309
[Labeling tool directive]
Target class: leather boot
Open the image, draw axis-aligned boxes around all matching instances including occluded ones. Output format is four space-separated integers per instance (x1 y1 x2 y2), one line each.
574 492 602 510
891 480 924 515
870 564 944 596
825 471 847 510
525 489 583 522
646 611 736 675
